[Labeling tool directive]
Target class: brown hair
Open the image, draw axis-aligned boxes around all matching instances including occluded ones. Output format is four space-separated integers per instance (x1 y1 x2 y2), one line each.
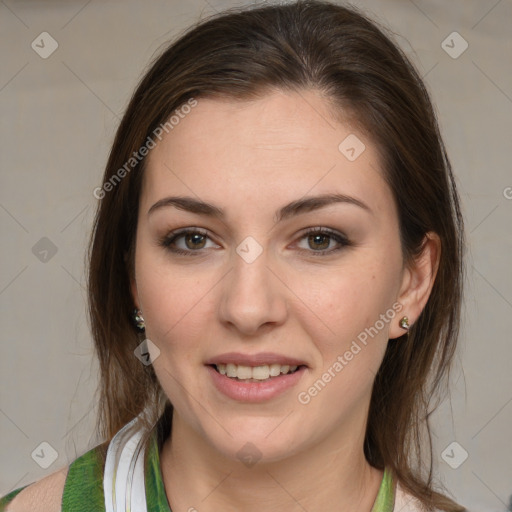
87 1 466 510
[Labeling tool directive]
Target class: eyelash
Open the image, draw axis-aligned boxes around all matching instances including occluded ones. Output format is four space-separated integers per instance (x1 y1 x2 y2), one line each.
159 227 351 257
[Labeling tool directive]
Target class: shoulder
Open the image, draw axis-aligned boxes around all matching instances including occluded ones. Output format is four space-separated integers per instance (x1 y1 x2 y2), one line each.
394 481 465 512
394 482 452 512
1 440 108 512
394 481 429 512
1 465 68 512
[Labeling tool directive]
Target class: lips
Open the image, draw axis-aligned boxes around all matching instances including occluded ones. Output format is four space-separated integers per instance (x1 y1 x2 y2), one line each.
205 352 308 402
207 365 306 402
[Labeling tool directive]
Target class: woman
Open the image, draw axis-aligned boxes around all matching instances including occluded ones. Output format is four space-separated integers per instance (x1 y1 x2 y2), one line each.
1 1 466 511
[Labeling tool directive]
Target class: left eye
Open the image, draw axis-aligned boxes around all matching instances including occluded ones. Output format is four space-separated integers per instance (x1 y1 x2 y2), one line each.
296 228 348 254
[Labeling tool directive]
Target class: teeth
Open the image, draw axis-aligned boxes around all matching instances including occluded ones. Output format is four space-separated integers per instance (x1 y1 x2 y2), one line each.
252 365 270 380
215 363 299 380
269 364 281 377
237 365 253 380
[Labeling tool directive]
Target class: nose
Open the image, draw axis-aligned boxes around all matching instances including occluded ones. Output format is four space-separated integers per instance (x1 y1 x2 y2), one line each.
218 247 288 336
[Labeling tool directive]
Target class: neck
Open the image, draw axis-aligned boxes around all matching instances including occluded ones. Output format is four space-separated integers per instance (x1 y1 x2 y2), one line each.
159 414 384 512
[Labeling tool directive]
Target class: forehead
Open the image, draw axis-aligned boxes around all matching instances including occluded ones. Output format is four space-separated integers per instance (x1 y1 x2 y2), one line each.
142 89 393 218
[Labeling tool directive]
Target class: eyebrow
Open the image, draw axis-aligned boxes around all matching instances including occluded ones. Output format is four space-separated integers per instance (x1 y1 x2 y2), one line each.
147 193 373 221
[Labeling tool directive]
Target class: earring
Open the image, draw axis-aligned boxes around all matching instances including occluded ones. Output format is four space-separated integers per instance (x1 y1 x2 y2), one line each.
399 316 410 330
133 309 146 332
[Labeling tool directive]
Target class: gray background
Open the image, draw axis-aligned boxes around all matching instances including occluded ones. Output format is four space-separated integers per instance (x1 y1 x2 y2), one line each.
1 1 511 510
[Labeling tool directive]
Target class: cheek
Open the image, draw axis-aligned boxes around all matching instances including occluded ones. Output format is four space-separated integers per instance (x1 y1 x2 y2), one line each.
135 260 212 405
293 267 396 425
133 242 212 349
298 260 399 340
294 260 401 401
139 273 211 344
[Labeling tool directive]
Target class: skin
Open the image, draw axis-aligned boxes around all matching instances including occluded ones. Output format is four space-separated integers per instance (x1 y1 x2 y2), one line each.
130 89 440 512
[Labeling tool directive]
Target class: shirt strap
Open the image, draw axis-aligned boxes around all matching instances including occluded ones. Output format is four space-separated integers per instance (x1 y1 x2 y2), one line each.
371 467 396 512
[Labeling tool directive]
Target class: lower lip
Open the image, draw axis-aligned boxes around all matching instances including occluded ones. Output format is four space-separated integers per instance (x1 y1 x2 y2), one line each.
207 365 306 403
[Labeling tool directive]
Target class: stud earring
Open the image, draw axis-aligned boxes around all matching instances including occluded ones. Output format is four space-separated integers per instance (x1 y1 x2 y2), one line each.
133 309 146 332
399 316 410 330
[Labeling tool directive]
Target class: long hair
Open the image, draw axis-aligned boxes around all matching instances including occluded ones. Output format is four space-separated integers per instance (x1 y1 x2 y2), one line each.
87 2 466 510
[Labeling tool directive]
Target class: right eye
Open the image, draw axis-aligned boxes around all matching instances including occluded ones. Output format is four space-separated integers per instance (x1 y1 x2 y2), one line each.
160 228 219 256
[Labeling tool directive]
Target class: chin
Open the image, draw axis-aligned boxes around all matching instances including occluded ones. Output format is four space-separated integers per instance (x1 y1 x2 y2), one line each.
197 415 310 466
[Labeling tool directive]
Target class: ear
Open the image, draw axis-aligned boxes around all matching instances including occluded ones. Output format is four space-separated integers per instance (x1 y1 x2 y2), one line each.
125 250 140 310
389 231 441 339
130 276 140 310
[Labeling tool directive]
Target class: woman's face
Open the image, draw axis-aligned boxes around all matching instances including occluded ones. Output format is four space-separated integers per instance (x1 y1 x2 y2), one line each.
132 89 408 463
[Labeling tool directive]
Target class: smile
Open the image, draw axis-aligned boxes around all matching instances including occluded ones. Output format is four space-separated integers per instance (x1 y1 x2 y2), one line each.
213 363 300 381
206 363 307 402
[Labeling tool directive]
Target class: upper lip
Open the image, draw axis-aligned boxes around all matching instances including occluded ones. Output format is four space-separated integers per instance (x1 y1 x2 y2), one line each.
205 352 308 367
